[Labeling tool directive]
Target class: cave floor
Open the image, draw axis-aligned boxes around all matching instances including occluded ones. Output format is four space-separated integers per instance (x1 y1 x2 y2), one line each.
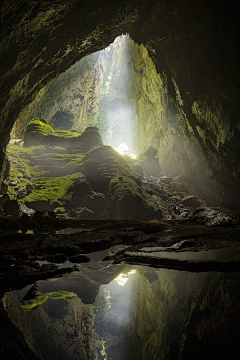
1 219 240 297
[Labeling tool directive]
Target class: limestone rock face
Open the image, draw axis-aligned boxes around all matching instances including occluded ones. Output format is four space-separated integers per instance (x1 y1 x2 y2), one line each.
0 0 240 208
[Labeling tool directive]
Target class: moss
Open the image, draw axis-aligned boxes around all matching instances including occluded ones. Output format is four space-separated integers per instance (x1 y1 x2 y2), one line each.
24 172 85 204
109 176 144 201
21 291 76 311
26 118 54 136
48 129 80 138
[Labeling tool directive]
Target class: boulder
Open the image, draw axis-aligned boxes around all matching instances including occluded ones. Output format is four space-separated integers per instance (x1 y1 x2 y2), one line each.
24 118 54 147
137 146 161 176
108 176 163 220
2 200 20 218
32 209 57 224
0 194 10 208
132 162 143 175
81 145 139 193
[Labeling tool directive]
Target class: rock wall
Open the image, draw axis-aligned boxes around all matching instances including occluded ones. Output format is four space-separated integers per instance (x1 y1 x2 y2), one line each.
1 0 240 208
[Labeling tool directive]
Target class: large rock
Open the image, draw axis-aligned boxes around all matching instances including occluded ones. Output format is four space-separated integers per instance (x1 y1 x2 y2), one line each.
137 146 161 176
2 200 20 218
23 118 54 147
108 176 163 220
80 146 139 193
0 194 10 208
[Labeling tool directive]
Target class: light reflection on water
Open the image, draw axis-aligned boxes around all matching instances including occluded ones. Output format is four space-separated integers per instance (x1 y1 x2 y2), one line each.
1 262 240 360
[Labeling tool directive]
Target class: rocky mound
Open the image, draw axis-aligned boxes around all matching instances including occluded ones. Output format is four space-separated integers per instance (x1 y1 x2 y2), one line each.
5 121 163 221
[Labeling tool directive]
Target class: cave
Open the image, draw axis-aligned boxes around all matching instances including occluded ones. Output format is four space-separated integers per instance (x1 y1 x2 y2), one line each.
0 1 240 359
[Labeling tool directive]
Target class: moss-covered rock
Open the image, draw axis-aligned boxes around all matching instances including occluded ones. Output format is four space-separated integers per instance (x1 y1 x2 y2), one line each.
24 119 54 147
7 139 163 220
108 176 162 220
80 145 139 193
24 120 103 151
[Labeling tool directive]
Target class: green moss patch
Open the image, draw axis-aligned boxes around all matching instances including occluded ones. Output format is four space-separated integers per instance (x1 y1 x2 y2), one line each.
23 172 85 205
21 291 76 311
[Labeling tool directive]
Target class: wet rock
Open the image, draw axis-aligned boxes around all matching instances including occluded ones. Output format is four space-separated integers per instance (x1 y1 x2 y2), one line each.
2 200 20 218
19 203 35 216
190 207 240 226
107 251 240 272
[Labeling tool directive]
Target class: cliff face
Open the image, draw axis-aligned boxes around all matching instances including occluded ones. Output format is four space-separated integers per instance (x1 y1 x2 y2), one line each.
1 0 240 208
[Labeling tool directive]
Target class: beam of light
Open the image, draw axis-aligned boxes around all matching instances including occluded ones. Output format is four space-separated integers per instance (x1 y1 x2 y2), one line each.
99 34 139 154
115 143 137 159
114 269 136 286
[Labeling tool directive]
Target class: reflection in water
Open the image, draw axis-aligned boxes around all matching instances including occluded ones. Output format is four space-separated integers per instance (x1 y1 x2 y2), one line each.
115 270 136 286
1 263 240 360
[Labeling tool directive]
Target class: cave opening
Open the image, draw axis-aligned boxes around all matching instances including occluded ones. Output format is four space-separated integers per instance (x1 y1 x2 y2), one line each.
6 33 171 221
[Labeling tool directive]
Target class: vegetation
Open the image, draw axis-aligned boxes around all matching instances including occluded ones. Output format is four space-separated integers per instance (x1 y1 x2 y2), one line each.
21 291 76 311
26 118 54 136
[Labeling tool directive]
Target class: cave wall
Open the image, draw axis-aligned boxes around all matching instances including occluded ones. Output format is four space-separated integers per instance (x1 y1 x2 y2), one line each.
1 0 240 208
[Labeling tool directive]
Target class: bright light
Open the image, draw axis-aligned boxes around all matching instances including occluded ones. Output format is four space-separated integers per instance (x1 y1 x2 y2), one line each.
99 35 138 154
115 269 136 286
115 143 137 159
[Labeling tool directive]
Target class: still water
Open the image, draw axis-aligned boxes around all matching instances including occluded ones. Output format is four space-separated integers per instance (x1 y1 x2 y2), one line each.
1 257 240 360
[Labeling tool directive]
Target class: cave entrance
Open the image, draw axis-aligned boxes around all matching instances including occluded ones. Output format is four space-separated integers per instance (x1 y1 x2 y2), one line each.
5 34 169 221
11 34 148 157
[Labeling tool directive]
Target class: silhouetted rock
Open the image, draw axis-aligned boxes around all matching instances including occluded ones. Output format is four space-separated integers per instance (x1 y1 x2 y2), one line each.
32 209 57 224
137 146 161 176
3 200 20 218
0 194 10 208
